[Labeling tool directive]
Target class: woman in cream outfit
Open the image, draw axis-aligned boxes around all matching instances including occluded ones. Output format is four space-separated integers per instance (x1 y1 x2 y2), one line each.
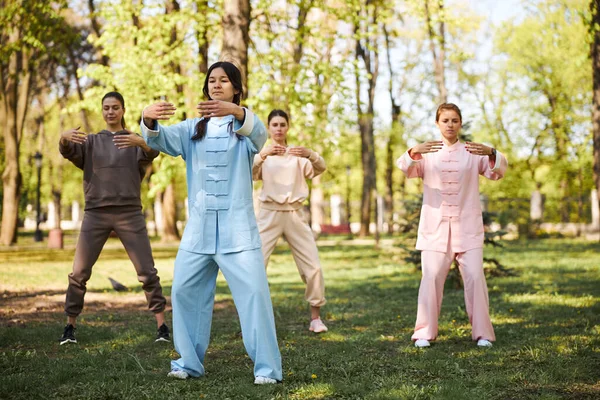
253 109 328 333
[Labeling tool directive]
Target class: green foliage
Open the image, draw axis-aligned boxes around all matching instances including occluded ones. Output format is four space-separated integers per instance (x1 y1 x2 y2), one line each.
2 0 597 230
493 0 592 192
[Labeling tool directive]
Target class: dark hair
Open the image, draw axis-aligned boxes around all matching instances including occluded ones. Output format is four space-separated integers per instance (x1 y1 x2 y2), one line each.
267 109 289 125
435 103 462 123
102 91 126 129
192 62 244 141
267 109 289 145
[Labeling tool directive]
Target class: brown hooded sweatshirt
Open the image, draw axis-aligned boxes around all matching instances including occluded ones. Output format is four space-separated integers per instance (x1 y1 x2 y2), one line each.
59 130 159 210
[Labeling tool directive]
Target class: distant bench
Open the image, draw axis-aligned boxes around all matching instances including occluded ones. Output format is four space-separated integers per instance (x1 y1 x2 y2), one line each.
319 224 352 235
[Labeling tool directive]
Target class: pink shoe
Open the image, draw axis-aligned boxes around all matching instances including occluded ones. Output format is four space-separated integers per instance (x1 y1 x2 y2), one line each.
309 318 328 333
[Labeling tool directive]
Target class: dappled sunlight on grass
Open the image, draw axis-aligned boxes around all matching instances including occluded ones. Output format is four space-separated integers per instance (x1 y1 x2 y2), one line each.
490 316 526 325
317 332 345 342
505 293 598 307
1 238 600 398
289 383 335 399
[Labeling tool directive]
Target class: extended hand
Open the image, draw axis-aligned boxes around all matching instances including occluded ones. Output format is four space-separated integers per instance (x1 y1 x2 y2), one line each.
288 146 311 158
60 127 87 144
465 142 493 156
259 144 287 159
196 100 244 120
113 130 145 149
411 141 443 155
144 102 176 121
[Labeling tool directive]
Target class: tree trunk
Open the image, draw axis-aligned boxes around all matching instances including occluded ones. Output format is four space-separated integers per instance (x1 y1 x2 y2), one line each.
221 0 250 94
384 25 400 235
0 39 32 245
196 0 209 75
355 5 379 237
384 136 395 234
358 116 377 237
161 183 179 242
425 0 447 104
592 0 600 239
88 0 110 66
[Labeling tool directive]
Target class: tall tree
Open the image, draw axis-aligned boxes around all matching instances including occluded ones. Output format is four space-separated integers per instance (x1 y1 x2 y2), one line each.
354 0 380 237
496 0 590 222
592 0 600 234
0 1 69 245
222 0 250 92
87 0 110 67
158 0 183 242
424 0 447 104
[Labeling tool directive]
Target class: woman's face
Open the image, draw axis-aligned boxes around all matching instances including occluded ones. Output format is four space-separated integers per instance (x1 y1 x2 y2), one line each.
435 110 461 143
102 97 124 127
268 116 289 143
208 67 238 103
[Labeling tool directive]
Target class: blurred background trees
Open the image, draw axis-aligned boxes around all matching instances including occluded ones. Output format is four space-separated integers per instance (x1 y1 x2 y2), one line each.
0 0 597 244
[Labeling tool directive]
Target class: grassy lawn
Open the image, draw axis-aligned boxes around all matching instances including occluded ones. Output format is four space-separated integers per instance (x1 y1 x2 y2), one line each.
1 235 599 399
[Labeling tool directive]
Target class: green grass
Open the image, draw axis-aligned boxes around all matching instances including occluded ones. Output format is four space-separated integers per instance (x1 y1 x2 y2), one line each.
1 236 599 399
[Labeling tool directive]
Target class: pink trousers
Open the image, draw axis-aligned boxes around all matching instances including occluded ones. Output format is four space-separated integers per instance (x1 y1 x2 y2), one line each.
412 238 495 342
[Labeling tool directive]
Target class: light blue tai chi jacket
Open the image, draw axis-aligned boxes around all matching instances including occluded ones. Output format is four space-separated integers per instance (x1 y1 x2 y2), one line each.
141 110 267 254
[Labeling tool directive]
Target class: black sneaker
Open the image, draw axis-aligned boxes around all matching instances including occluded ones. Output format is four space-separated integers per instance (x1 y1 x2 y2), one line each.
59 324 77 345
155 323 170 342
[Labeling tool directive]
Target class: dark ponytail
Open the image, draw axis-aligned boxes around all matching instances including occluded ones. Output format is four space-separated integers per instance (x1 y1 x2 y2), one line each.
102 91 126 129
192 61 244 141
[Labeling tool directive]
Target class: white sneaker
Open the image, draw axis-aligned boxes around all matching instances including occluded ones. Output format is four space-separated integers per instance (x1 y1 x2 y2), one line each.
167 369 189 379
414 339 431 348
254 376 277 385
309 318 328 333
477 339 493 347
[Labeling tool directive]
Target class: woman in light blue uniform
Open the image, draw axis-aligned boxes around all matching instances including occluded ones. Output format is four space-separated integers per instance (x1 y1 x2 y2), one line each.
141 61 282 384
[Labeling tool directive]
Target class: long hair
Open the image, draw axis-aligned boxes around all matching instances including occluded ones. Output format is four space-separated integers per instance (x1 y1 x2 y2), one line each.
192 62 244 141
102 91 126 129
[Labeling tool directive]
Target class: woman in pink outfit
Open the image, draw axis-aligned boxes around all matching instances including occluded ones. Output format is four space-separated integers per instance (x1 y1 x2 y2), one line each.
396 103 508 348
253 109 328 333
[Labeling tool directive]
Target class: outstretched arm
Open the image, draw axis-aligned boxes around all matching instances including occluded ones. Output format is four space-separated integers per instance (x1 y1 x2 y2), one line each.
140 102 191 159
396 141 442 178
59 127 88 170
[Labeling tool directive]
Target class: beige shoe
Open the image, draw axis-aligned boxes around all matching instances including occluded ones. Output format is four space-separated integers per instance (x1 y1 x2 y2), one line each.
477 339 493 347
309 318 328 333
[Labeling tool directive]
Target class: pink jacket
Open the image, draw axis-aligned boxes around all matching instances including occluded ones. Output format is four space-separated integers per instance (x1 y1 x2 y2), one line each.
396 141 508 253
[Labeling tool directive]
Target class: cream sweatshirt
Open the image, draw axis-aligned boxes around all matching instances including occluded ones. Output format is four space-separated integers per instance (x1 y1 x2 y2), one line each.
253 148 326 210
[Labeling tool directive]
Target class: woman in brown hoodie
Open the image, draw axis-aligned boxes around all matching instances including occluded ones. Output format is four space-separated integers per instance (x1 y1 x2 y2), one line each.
253 109 328 333
58 92 169 345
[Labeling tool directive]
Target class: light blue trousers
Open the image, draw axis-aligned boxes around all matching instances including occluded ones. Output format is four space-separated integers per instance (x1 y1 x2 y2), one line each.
170 248 282 381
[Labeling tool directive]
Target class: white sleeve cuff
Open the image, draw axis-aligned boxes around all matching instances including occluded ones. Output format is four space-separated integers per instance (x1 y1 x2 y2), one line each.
490 150 503 171
397 149 421 168
141 108 160 137
234 108 254 137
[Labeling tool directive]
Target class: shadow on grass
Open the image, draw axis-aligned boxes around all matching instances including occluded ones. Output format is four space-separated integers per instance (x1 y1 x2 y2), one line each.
1 239 600 399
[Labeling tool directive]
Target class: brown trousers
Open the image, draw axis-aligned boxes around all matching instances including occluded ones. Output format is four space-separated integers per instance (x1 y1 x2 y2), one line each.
64 206 166 317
